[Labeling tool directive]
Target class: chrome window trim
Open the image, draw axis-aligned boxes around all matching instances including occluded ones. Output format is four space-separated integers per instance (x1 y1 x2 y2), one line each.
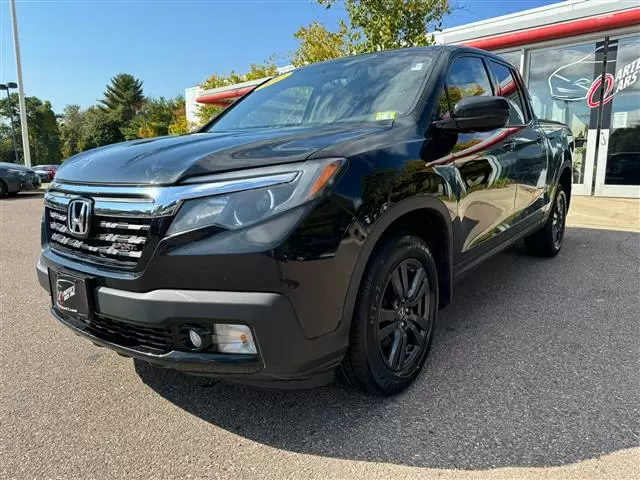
45 169 300 218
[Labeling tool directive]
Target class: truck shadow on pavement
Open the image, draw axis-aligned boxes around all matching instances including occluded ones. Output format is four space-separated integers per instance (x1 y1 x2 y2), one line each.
136 227 640 469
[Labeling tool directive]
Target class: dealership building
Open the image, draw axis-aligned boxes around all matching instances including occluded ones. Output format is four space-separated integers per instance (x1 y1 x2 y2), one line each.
186 0 640 198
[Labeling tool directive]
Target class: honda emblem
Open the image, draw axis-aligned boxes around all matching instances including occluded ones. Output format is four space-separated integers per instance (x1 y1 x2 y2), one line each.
67 198 92 238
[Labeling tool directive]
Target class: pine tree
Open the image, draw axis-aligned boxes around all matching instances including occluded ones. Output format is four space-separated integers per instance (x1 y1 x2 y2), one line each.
99 73 145 124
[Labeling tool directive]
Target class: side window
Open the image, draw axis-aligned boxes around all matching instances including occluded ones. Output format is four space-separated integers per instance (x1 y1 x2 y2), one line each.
488 60 527 125
444 57 493 112
436 88 450 120
239 86 313 128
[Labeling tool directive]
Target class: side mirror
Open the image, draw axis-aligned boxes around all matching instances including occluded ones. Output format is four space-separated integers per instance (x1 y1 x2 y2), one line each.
436 96 510 133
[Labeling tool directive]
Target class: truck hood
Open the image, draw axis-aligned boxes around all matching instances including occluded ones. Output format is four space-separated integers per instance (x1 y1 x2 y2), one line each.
55 124 387 185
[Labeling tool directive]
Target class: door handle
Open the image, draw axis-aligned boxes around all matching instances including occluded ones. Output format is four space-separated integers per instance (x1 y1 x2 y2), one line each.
535 136 545 144
503 139 516 151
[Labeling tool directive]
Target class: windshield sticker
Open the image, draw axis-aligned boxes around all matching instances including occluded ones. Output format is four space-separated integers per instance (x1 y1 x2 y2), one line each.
411 63 424 71
375 111 397 121
255 72 293 91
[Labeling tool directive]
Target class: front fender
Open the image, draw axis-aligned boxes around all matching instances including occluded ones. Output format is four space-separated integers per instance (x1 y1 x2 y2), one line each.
340 195 455 334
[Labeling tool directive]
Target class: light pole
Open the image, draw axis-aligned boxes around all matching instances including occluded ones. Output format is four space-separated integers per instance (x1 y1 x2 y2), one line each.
0 82 20 164
9 0 31 167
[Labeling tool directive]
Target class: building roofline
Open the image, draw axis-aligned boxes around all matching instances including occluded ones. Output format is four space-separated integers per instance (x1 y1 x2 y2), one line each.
438 0 591 35
434 0 638 45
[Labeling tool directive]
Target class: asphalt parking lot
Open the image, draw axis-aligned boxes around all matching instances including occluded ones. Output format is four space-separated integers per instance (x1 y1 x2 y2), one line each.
1 191 638 479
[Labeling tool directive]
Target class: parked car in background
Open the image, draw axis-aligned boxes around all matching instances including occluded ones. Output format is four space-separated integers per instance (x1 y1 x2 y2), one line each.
37 46 573 395
33 165 59 183
34 168 51 183
0 162 41 197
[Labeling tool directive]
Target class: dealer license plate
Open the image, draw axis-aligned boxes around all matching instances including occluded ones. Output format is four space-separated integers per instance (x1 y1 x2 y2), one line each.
49 269 91 320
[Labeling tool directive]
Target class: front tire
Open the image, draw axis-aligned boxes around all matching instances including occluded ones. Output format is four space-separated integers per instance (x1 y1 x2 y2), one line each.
524 184 568 257
340 235 438 396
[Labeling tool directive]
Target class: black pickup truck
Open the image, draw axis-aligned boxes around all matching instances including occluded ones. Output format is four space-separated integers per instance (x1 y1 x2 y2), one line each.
37 46 573 395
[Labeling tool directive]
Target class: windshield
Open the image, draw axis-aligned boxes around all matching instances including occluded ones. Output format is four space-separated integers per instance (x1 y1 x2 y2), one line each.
206 49 438 132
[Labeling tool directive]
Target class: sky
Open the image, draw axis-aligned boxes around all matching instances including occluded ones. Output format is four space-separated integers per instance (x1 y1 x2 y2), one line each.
0 0 563 113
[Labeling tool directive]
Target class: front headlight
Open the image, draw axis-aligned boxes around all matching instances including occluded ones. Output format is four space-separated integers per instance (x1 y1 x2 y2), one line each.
166 158 344 236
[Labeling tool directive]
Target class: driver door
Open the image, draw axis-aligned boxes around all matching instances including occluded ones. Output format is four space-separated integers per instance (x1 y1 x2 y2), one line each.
442 55 519 255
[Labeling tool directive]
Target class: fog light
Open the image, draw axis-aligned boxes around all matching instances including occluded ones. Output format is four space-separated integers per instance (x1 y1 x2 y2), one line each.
213 324 257 354
188 328 204 349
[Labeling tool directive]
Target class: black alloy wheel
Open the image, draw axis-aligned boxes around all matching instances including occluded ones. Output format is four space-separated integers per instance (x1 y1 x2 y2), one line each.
377 259 431 374
340 235 438 396
551 189 567 251
524 183 568 257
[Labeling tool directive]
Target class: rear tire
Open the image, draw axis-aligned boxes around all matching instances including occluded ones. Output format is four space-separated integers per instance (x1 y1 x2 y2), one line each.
524 184 567 257
0 181 7 197
340 235 438 396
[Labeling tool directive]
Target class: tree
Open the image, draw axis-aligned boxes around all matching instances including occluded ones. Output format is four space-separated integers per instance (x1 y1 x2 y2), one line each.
295 0 451 61
99 73 145 125
0 93 62 165
122 97 177 140
0 124 16 163
81 107 124 150
168 96 196 135
198 63 278 124
60 105 84 158
291 20 352 67
27 98 62 165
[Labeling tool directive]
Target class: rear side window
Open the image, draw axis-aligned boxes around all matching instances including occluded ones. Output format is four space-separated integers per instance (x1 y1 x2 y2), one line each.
444 57 494 111
488 61 528 125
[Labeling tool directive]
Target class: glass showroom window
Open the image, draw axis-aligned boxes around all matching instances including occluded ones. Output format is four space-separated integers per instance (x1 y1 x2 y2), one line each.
527 42 604 184
604 35 640 187
496 50 522 71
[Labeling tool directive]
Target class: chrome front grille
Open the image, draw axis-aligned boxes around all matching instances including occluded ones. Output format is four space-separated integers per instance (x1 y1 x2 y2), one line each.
45 206 152 265
43 182 173 269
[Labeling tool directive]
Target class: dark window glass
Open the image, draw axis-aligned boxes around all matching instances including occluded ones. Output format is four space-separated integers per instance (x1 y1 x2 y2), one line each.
444 57 493 112
237 86 313 129
489 61 527 124
605 35 640 186
436 88 450 120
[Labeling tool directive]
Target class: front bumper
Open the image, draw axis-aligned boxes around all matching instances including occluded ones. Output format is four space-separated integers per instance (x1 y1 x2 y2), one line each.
37 256 346 388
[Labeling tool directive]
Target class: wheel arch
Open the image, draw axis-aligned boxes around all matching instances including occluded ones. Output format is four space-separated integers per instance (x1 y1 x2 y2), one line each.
340 196 454 333
559 153 573 209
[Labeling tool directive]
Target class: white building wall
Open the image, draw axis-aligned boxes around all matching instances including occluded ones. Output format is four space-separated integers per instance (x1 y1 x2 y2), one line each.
185 86 203 125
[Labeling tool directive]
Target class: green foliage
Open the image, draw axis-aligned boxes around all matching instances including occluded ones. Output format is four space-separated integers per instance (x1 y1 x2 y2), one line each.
80 107 124 150
122 97 177 140
198 62 278 124
27 97 62 165
168 96 196 135
294 0 451 63
327 0 450 52
0 93 62 165
291 20 352 67
99 73 145 124
0 124 16 163
60 104 84 158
